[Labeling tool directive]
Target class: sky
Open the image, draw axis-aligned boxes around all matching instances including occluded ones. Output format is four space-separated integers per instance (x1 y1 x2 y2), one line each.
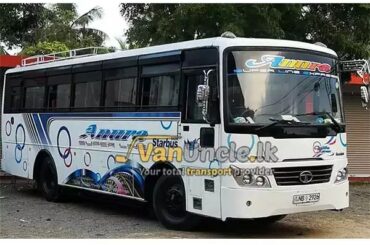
76 1 128 49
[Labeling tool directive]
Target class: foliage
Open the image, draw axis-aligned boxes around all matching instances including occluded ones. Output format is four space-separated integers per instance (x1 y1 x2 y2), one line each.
0 45 9 55
115 38 129 50
303 4 370 59
21 41 69 56
120 3 370 59
0 3 108 53
0 4 47 48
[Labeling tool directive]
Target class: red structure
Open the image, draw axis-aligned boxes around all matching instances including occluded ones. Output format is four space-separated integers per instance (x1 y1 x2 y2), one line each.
340 59 370 86
0 55 23 68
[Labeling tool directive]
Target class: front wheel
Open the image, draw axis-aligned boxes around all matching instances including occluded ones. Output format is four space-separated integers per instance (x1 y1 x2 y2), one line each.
39 157 62 202
153 175 200 230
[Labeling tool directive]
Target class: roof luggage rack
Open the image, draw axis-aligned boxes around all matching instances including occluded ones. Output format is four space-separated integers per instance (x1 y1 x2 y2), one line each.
21 47 112 67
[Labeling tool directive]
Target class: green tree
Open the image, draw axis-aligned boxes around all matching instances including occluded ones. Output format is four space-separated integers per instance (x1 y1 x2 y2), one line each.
21 41 69 56
115 38 129 50
0 45 9 55
32 4 107 49
0 4 47 48
120 3 370 59
120 4 304 47
0 3 108 53
303 4 370 59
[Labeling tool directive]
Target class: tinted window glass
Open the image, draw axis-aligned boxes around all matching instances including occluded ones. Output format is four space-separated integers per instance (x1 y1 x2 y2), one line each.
74 81 100 108
186 74 204 121
142 75 179 107
24 86 45 109
105 78 137 107
10 87 22 111
48 84 71 108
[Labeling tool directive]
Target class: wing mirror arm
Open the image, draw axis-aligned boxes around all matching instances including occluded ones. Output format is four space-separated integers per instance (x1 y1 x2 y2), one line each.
196 69 214 124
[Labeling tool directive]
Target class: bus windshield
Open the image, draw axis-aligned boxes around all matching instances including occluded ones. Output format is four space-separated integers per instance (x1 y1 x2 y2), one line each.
225 50 344 128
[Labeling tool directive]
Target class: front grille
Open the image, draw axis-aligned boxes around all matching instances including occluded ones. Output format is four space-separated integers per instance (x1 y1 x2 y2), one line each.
272 165 333 186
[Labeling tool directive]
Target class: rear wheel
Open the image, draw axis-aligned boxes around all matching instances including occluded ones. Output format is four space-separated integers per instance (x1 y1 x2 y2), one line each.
153 174 200 230
39 156 62 202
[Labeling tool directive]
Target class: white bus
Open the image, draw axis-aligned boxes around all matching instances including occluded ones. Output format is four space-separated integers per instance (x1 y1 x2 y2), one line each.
2 35 364 230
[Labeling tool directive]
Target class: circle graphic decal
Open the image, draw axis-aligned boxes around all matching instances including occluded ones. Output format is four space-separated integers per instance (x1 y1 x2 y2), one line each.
106 155 116 170
57 126 72 167
15 124 26 163
84 152 91 167
5 121 12 136
160 121 172 130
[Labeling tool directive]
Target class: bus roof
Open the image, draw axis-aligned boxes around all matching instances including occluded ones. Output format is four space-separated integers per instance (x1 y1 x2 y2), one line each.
6 37 337 74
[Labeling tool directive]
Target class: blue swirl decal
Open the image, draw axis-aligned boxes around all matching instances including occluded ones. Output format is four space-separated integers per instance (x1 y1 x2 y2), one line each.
209 159 220 169
64 161 145 198
339 134 347 147
160 121 172 130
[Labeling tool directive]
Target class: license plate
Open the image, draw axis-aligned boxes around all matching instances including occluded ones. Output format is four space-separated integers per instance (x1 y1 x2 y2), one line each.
293 193 320 204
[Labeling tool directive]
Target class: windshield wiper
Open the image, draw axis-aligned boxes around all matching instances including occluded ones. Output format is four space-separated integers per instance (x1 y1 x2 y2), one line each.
255 118 309 132
294 112 343 133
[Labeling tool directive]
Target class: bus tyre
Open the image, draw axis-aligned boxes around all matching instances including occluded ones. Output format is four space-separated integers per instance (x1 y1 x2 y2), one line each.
253 215 287 225
153 175 200 230
39 157 62 202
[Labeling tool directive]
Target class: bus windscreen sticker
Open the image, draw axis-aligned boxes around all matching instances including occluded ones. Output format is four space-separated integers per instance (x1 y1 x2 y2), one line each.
234 55 332 75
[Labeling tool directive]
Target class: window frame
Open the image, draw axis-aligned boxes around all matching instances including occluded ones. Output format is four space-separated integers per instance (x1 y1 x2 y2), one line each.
4 75 22 113
3 47 220 115
139 70 181 111
71 70 102 111
102 66 138 112
22 76 47 112
46 74 72 112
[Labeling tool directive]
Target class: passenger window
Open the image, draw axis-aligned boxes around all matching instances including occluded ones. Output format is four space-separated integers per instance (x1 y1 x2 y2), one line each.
48 84 71 108
105 77 137 107
9 86 21 111
24 86 45 109
142 75 179 107
73 71 101 108
74 81 100 108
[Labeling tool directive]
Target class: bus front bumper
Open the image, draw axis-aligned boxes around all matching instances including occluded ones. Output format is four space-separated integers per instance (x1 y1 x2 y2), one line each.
220 181 349 221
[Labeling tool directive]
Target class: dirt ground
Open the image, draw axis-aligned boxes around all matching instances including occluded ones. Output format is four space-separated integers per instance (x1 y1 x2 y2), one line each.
0 179 369 238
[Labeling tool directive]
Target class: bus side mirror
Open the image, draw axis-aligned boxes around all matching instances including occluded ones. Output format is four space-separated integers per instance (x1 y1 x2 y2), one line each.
196 85 210 106
196 69 214 123
360 86 369 108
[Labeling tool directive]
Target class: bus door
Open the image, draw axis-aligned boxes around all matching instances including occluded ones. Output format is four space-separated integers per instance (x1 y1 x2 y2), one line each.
180 68 222 219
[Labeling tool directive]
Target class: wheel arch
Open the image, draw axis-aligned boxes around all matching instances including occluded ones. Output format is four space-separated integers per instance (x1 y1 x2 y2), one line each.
33 149 55 182
144 161 179 203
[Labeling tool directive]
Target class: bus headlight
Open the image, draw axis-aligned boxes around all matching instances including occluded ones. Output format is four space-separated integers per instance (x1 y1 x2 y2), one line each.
255 176 265 186
335 168 348 183
242 174 253 184
231 165 271 188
